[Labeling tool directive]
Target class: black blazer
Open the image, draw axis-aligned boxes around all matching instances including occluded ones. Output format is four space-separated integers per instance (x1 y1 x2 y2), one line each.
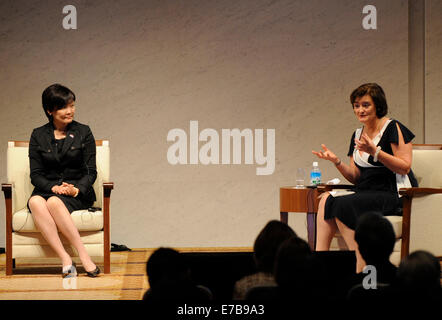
29 120 97 204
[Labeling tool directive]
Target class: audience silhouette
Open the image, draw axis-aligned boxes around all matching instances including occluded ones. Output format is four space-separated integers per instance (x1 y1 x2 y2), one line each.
393 250 442 302
143 220 441 308
232 220 296 300
143 247 212 301
346 211 397 301
273 236 313 300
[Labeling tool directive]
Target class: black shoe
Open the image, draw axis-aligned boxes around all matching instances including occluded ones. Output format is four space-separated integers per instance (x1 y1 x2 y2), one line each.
86 266 101 277
111 243 132 252
62 261 77 278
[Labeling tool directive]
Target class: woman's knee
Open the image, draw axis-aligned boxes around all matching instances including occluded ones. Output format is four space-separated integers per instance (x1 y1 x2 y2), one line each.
319 192 330 205
28 195 46 211
46 196 70 215
46 196 64 210
317 192 330 216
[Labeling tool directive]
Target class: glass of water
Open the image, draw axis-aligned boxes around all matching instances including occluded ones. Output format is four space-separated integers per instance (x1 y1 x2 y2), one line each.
295 168 306 188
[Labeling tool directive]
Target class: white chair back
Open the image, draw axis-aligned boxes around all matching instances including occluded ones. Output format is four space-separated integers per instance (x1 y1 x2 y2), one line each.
6 140 110 213
412 148 442 188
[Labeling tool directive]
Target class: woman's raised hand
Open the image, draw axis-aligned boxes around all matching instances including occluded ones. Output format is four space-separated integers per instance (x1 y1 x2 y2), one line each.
312 144 339 164
354 133 376 156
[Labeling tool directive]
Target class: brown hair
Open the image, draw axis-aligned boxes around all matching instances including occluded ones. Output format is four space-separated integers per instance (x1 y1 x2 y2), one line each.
350 83 388 118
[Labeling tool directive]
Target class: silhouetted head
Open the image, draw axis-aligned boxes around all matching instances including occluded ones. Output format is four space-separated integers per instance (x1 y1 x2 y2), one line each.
355 212 396 265
253 220 297 273
396 250 441 297
274 236 312 289
146 247 190 289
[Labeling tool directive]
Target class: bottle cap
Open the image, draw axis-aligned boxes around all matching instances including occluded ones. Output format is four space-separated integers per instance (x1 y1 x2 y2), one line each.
313 162 318 166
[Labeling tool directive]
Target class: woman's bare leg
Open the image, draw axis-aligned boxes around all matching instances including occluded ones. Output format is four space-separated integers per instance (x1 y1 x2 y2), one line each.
46 196 97 272
28 196 72 268
335 218 366 273
316 192 338 251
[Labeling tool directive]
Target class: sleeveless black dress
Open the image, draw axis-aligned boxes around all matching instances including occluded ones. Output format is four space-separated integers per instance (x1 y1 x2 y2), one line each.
324 119 418 230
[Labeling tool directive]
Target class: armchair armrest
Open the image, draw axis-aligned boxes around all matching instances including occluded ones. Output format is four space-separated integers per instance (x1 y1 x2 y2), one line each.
1 183 12 193
103 182 114 197
101 182 114 274
399 186 442 260
399 187 442 197
2 183 12 219
2 183 13 275
317 184 355 193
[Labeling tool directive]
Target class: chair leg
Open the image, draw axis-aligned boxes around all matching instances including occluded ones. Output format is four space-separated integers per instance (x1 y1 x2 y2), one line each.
104 247 110 274
280 212 288 224
102 182 113 274
6 252 13 276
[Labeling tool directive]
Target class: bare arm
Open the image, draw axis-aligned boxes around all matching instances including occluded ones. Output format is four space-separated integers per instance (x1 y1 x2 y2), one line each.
312 144 360 184
354 123 412 175
378 124 412 175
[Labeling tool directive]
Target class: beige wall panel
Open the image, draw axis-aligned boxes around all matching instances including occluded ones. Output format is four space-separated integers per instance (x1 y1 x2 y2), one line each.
425 0 442 143
0 0 409 248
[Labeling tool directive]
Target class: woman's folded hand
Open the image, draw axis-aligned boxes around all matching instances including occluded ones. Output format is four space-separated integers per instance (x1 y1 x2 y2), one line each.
51 185 66 195
61 182 79 197
51 183 79 197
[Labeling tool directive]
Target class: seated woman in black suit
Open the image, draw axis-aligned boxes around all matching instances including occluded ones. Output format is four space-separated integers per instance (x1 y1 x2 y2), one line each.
27 84 100 277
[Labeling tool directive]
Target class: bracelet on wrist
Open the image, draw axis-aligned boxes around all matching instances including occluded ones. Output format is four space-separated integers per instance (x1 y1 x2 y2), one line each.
373 146 382 162
334 159 341 166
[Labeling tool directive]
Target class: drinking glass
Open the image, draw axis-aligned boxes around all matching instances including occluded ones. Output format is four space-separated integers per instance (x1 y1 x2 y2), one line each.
295 168 306 188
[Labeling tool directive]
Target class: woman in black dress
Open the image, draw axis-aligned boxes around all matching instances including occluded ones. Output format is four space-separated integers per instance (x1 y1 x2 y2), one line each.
27 84 100 277
312 83 417 272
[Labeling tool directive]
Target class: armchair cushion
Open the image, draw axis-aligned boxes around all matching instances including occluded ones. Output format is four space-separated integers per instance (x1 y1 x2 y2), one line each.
384 216 402 239
12 207 104 232
12 230 103 245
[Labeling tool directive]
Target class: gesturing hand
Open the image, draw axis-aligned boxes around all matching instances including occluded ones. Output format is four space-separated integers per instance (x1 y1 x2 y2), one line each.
354 133 377 156
312 144 339 164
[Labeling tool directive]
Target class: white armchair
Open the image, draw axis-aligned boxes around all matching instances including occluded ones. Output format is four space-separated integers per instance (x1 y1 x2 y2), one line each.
399 144 442 261
2 140 113 275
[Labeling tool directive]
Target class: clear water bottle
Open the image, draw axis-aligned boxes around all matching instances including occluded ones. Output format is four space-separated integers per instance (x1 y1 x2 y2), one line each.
310 161 321 186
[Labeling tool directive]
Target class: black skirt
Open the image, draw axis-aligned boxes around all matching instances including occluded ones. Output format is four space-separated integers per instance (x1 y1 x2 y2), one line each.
324 190 401 230
28 191 93 214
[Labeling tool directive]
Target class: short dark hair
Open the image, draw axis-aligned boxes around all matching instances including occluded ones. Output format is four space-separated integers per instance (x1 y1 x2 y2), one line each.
274 236 312 288
42 84 76 121
146 247 189 289
354 212 396 264
350 83 388 118
396 250 441 295
253 220 297 273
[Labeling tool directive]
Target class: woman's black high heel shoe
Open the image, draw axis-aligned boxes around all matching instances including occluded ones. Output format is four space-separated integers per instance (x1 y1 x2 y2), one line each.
86 266 101 277
62 261 77 278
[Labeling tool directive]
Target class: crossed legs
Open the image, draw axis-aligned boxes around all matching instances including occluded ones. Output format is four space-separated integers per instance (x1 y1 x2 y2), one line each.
28 195 97 272
316 192 366 273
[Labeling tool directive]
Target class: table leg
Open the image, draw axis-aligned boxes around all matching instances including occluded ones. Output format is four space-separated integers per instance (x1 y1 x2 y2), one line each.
280 212 288 224
307 212 317 250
